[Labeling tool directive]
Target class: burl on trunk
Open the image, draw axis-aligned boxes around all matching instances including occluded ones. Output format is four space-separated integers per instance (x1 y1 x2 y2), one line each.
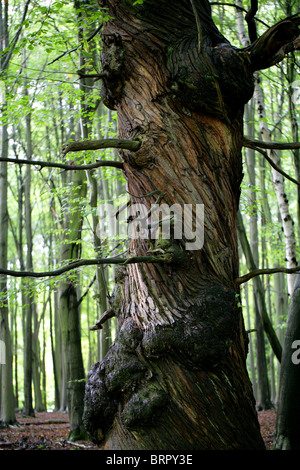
83 0 298 450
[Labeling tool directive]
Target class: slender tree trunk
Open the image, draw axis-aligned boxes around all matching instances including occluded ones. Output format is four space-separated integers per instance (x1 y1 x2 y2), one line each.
258 133 287 405
57 169 87 438
58 280 87 439
244 100 271 410
56 83 88 436
244 283 257 398
22 88 35 417
0 0 16 427
237 211 282 362
254 296 272 410
32 301 46 412
0 96 15 426
49 289 60 411
55 292 65 411
77 1 113 360
13 299 18 409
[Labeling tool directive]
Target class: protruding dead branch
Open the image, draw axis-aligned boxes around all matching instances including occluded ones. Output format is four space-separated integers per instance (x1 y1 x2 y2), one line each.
62 138 141 156
89 307 116 331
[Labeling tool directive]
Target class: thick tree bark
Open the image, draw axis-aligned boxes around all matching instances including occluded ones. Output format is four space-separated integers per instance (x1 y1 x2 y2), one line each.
83 0 299 450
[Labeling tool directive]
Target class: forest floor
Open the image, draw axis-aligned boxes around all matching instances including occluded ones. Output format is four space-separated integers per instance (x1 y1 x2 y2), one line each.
0 409 276 451
0 411 98 450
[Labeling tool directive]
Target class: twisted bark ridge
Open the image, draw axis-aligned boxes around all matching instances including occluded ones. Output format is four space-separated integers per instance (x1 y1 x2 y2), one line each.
83 0 299 450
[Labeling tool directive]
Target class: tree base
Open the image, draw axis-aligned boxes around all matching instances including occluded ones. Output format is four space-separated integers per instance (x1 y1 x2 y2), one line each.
83 286 265 450
68 427 89 442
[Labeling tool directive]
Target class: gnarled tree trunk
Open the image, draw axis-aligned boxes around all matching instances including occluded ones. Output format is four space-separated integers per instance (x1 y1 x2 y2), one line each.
83 0 299 450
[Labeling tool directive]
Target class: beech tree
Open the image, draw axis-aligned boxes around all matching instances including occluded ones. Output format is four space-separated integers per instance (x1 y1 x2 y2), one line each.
82 0 299 450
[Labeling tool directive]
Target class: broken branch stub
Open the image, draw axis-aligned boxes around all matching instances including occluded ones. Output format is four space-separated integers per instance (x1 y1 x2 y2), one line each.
62 138 141 156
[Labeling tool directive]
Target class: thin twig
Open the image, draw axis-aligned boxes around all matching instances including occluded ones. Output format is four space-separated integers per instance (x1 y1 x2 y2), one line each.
0 254 173 278
242 138 300 186
210 2 270 28
243 136 300 150
47 25 102 66
0 157 124 171
236 266 300 285
1 0 32 71
77 274 96 307
77 72 108 81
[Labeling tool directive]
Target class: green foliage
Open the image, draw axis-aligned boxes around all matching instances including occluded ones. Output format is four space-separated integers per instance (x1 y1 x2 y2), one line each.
0 0 128 410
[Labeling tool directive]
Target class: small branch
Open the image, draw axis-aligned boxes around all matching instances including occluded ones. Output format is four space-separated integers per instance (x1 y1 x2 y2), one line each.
0 157 124 171
47 46 78 66
210 2 270 28
210 2 247 13
77 71 108 81
66 441 94 449
236 266 300 285
245 0 258 43
47 25 102 66
62 138 141 156
246 329 257 334
89 307 115 331
243 137 300 150
1 0 32 71
77 274 96 307
247 15 300 71
243 138 300 186
0 254 173 278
